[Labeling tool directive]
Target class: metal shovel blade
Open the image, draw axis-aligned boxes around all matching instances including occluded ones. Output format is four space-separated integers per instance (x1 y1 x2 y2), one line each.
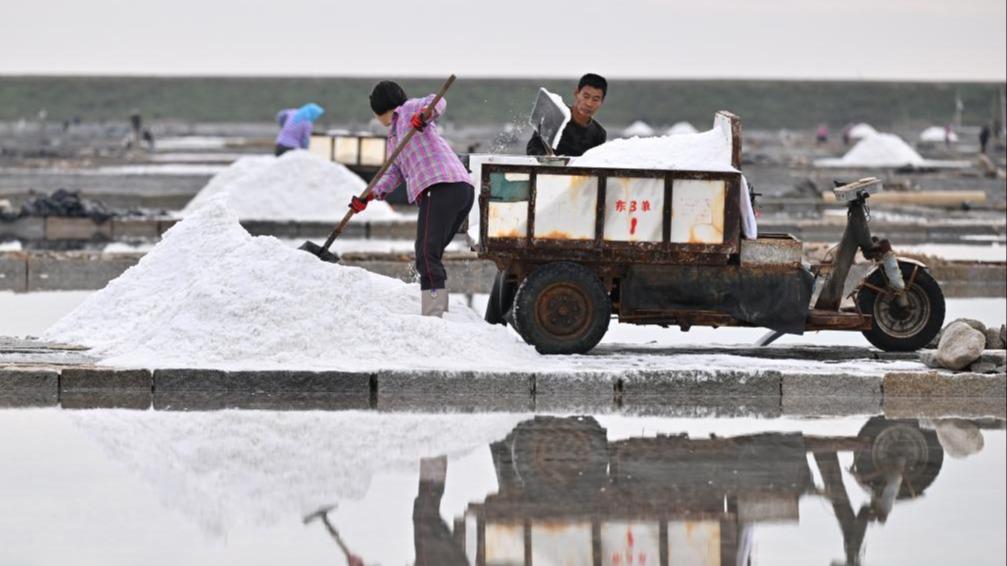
529 88 570 150
298 240 340 264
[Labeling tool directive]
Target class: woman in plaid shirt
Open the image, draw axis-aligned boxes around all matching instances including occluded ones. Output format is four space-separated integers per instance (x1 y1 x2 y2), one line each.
349 81 474 318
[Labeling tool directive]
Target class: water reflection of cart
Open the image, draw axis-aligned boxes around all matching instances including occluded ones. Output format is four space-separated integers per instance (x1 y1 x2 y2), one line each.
476 113 945 354
454 416 954 566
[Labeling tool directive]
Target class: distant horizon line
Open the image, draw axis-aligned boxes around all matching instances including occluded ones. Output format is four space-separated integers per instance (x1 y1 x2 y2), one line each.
1 72 1005 85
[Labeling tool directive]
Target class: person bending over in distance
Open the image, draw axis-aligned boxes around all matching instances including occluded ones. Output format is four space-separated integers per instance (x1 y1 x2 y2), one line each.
275 102 324 156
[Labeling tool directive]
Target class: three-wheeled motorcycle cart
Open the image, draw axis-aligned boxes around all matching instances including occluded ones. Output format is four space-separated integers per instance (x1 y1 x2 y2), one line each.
475 112 945 354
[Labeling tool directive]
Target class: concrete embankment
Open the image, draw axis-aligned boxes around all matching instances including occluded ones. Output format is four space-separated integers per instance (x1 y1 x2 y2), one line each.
2 339 1003 417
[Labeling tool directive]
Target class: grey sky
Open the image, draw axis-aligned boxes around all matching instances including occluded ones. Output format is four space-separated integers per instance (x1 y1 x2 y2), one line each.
2 0 1004 80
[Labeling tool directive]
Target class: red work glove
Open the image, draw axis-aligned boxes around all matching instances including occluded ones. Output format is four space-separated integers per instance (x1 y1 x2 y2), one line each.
410 112 428 132
349 195 371 213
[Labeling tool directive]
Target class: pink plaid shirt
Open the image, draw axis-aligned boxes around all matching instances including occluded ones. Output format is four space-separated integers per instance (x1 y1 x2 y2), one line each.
370 95 471 203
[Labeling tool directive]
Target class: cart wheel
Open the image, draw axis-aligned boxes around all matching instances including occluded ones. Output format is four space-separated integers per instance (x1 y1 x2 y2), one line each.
512 262 611 354
852 417 943 499
484 270 518 326
857 262 944 352
510 416 608 496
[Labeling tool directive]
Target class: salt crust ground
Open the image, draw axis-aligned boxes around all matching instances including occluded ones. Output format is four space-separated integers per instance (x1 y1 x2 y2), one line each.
180 150 398 222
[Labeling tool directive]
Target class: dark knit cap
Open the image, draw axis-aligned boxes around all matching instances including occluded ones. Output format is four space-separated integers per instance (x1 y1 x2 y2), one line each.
369 81 408 115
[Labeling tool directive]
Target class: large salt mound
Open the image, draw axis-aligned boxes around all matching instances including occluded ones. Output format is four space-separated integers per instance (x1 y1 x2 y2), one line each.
573 114 735 171
816 133 927 168
44 198 538 371
181 150 398 222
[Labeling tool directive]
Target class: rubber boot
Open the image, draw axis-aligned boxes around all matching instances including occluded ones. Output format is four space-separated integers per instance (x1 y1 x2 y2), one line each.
421 288 449 317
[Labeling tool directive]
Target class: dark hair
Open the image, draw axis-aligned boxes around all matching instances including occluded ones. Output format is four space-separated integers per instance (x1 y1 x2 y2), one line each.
577 73 607 98
369 81 408 115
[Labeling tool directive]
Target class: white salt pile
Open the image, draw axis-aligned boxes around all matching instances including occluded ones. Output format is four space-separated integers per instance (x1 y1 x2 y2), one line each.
665 121 698 135
920 125 958 143
573 113 736 172
815 133 927 168
847 123 878 140
622 120 655 138
181 150 398 222
44 198 539 371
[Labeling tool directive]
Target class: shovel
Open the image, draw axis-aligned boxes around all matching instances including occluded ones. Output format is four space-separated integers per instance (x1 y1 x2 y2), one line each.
299 74 457 263
304 505 361 564
529 87 569 156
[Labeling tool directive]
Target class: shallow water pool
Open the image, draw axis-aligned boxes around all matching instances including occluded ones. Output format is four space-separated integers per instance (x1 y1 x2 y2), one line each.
0 408 1003 565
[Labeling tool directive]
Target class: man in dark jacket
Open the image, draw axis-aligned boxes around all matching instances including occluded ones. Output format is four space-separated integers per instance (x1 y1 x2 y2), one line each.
526 73 608 157
485 74 610 325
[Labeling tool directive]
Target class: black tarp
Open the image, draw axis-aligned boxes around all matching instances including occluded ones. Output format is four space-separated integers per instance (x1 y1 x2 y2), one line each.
622 264 815 334
16 189 115 222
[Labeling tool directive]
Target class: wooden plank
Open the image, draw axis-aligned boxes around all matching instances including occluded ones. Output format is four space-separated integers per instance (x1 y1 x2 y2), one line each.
821 190 986 206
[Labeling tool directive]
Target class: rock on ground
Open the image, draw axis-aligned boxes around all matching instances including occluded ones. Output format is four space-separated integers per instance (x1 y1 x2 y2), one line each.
919 350 940 369
988 325 1007 350
936 322 986 371
929 318 989 349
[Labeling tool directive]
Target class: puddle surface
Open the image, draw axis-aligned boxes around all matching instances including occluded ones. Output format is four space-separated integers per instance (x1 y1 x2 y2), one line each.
0 409 1003 565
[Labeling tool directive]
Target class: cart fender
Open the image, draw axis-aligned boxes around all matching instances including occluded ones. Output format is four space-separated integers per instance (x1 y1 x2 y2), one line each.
858 257 929 288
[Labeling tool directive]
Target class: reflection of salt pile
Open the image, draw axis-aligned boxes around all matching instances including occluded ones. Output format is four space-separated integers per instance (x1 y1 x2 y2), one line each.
622 120 655 137
71 410 528 537
181 150 397 222
816 133 927 168
44 199 539 371
573 114 736 172
665 121 698 135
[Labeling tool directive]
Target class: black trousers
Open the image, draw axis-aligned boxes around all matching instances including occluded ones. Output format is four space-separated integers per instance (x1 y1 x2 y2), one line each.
415 181 474 290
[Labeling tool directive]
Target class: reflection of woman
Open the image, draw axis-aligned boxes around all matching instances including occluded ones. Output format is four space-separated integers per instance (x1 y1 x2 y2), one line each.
275 102 325 156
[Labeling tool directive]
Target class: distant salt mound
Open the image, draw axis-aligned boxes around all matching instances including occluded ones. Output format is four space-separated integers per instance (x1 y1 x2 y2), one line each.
573 114 735 171
816 133 927 168
44 199 539 371
622 120 655 138
847 123 878 140
181 150 397 222
665 121 698 135
919 126 958 143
